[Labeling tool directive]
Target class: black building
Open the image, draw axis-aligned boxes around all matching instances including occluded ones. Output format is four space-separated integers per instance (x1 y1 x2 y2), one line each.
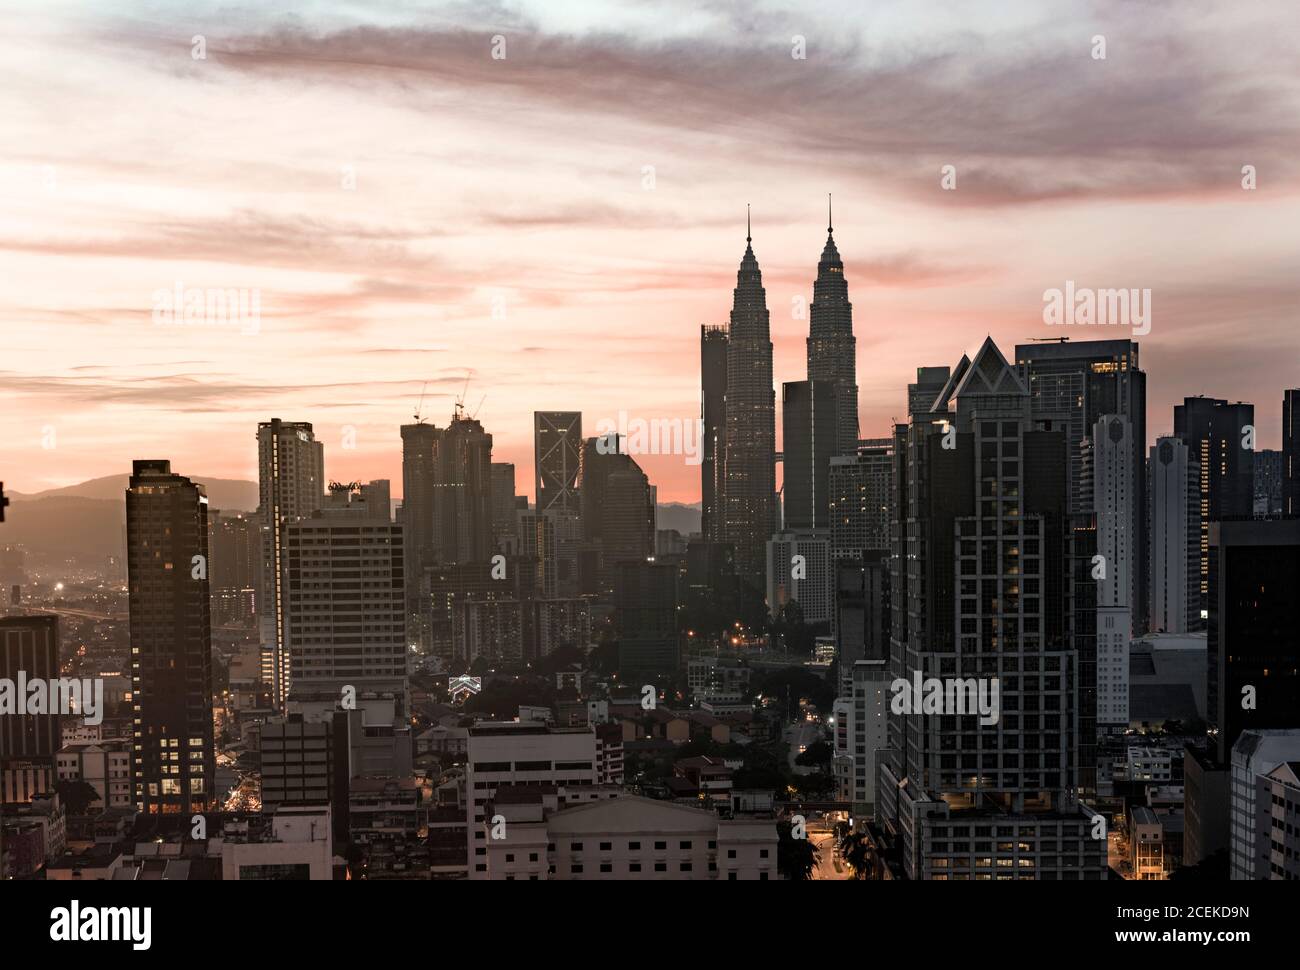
1207 519 1300 762
1175 397 1255 622
126 460 214 815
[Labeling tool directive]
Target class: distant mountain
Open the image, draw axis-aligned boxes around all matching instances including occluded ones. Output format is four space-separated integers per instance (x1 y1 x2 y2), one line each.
12 474 258 511
656 502 701 536
1 496 124 566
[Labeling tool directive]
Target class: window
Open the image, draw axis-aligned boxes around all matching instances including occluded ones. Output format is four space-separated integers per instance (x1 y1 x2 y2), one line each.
600 863 612 873
680 862 692 872
628 841 640 850
629 863 641 873
654 862 666 872
679 840 692 850
571 864 584 874
654 841 666 850
600 841 612 851
571 842 583 852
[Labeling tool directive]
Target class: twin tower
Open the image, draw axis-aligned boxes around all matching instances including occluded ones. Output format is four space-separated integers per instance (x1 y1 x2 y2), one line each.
700 200 860 592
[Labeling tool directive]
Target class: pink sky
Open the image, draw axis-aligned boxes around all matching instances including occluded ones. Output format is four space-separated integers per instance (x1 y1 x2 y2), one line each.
3 1 1299 502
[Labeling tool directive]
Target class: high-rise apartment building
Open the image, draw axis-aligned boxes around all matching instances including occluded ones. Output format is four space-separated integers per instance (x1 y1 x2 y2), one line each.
1149 436 1200 634
126 460 214 814
765 530 834 628
283 483 408 711
257 419 325 707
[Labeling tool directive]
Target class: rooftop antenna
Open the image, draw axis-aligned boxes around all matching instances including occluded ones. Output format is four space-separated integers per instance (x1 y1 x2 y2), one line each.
828 193 833 234
746 203 751 243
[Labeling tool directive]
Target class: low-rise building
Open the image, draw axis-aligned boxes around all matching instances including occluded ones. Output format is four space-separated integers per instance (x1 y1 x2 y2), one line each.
483 792 777 880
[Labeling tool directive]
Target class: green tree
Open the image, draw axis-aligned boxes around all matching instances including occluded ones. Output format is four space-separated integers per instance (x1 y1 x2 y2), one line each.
777 819 819 881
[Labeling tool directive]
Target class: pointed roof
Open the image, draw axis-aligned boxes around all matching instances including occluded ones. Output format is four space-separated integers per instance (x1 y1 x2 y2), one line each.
930 354 970 413
952 336 1026 399
818 193 841 268
738 205 760 277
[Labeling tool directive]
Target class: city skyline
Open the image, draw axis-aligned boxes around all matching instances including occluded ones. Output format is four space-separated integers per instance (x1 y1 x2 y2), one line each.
5 2 1300 501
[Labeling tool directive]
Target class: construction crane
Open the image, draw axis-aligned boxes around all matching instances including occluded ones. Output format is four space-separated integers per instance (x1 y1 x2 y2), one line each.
412 382 429 424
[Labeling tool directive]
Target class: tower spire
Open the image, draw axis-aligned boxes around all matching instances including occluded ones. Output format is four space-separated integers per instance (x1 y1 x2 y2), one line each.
746 203 751 243
828 193 833 234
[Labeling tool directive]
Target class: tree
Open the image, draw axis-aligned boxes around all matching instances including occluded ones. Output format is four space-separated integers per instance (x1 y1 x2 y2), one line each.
777 819 819 880
794 740 832 769
840 832 870 880
55 779 101 816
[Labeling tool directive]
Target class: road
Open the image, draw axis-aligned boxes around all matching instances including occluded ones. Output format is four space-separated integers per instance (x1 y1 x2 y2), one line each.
808 823 850 880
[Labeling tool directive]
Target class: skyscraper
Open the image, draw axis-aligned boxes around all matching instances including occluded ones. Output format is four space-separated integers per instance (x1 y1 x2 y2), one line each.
0 614 59 803
1016 339 1147 633
878 338 1104 879
534 411 582 515
257 419 325 708
126 460 214 814
434 410 496 565
1283 388 1299 516
400 421 440 613
1149 436 1199 634
209 510 259 627
721 213 776 593
1174 396 1255 622
616 560 679 680
781 379 838 531
284 482 408 711
700 324 728 544
580 434 654 595
1207 519 1300 762
1090 415 1133 730
828 440 893 560
489 462 518 543
806 197 858 455
908 366 951 418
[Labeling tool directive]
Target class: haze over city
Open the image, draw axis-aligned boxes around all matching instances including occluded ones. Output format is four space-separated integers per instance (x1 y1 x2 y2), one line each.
4 0 1300 500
